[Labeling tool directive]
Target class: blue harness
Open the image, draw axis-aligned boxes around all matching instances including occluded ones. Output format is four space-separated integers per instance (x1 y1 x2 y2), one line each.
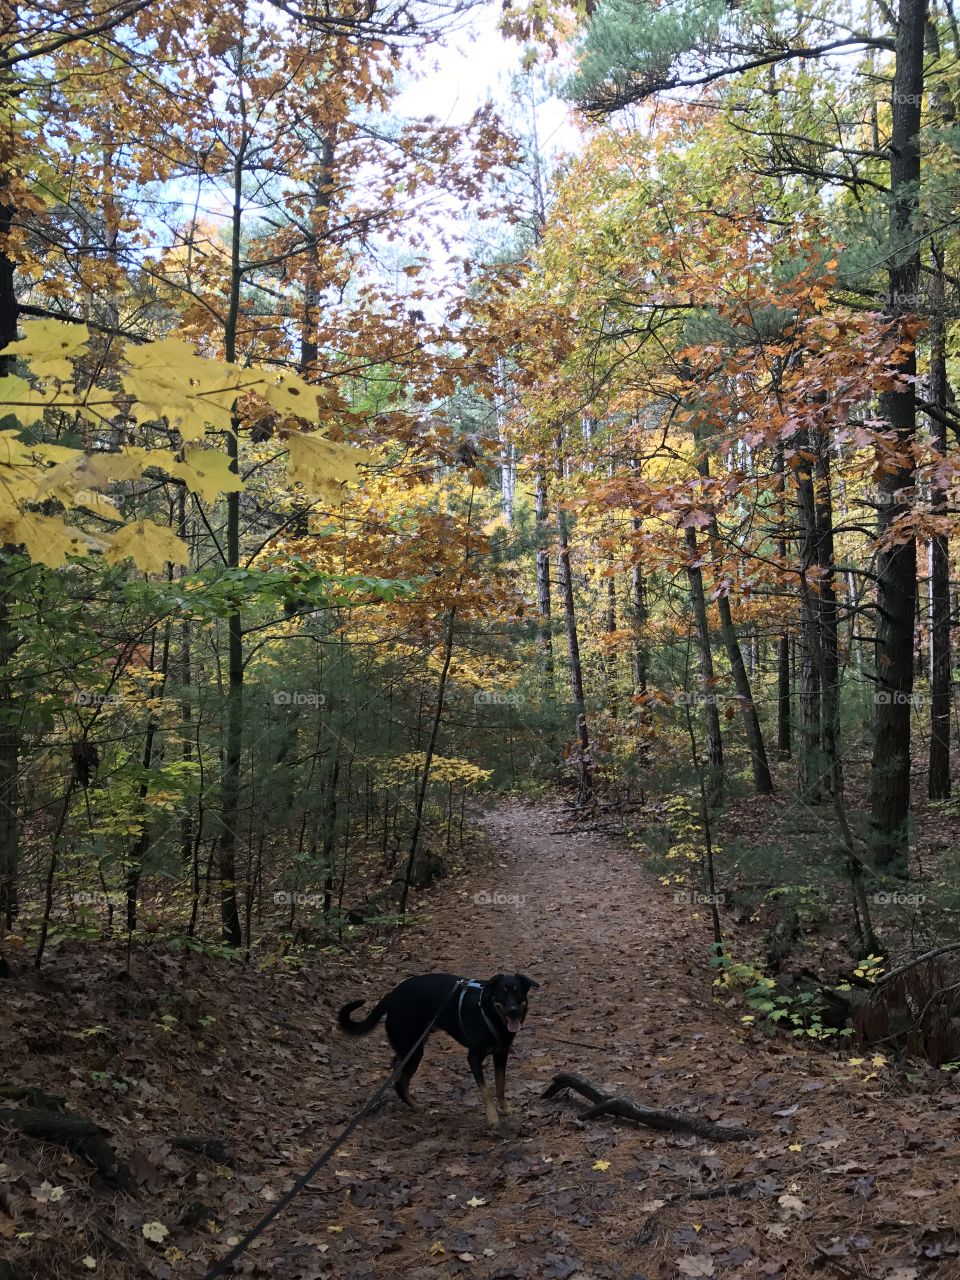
456 979 503 1043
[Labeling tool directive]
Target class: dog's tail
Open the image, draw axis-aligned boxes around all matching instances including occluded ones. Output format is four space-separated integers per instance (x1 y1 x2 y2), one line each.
338 996 388 1036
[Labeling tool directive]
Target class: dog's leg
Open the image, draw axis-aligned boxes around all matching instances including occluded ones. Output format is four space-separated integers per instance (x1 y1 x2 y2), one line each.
388 1024 424 1110
467 1048 501 1130
493 1050 510 1115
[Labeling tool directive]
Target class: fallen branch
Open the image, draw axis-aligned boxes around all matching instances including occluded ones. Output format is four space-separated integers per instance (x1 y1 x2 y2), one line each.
0 1106 135 1190
542 1073 757 1141
876 942 960 987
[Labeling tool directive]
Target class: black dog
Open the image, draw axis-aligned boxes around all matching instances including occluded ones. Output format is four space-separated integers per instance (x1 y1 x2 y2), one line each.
338 972 538 1129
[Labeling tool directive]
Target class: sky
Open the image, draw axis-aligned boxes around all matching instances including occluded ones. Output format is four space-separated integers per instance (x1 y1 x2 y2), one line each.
395 4 579 156
382 4 581 297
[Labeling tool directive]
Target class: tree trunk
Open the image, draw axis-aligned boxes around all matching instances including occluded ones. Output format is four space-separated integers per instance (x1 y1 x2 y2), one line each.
775 442 792 759
795 431 823 802
216 137 248 948
630 521 649 695
534 468 554 681
684 527 724 805
0 162 20 962
927 243 951 798
870 0 925 873
299 134 335 378
0 551 18 967
813 430 842 796
556 498 592 800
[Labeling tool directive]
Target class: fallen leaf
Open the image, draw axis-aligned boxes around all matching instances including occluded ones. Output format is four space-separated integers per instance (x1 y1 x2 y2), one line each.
32 1182 65 1204
677 1255 715 1277
778 1193 805 1217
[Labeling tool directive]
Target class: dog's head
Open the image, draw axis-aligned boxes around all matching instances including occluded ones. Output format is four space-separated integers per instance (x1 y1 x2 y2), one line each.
486 972 539 1035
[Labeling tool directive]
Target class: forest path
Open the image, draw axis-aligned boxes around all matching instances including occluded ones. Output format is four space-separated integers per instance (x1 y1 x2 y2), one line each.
272 801 958 1280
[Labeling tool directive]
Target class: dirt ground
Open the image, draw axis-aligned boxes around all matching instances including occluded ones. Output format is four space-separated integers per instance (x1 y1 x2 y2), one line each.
2 801 959 1279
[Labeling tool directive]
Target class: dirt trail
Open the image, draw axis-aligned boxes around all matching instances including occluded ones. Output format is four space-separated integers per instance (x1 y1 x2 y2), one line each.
270 802 960 1280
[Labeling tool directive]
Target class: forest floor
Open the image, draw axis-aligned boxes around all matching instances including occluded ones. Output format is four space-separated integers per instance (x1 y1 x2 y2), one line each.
2 800 959 1280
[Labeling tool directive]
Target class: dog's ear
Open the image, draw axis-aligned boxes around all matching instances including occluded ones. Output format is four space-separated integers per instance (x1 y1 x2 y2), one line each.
486 973 505 988
517 973 540 991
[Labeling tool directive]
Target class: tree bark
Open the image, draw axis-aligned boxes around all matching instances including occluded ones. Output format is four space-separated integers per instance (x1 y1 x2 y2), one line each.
927 242 951 798
775 442 792 759
795 430 823 802
0 115 20 959
630 520 649 695
813 429 842 795
870 0 926 872
684 526 723 805
216 128 248 948
534 468 554 681
556 497 592 800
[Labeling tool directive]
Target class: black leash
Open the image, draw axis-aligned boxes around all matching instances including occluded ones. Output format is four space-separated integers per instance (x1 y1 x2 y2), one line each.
202 979 467 1279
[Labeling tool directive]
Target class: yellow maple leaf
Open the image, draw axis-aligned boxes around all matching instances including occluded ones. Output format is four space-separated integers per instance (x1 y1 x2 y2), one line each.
4 319 90 380
0 374 58 426
170 447 244 504
123 339 244 440
249 368 324 418
37 448 152 508
32 440 82 465
0 465 46 509
0 511 93 567
592 1159 611 1171
0 428 37 463
283 428 368 500
103 520 190 572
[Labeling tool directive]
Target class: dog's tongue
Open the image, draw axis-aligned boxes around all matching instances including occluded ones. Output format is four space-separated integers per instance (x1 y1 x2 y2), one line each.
507 1016 522 1034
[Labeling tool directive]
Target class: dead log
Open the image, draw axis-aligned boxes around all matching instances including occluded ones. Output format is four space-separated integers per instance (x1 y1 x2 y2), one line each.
0 1106 135 1190
542 1073 757 1141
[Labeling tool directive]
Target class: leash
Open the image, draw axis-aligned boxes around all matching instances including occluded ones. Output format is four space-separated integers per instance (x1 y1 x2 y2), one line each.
202 979 467 1279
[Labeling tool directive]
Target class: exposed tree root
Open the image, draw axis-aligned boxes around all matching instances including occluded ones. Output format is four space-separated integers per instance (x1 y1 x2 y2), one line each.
0 1103 135 1190
542 1072 758 1141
